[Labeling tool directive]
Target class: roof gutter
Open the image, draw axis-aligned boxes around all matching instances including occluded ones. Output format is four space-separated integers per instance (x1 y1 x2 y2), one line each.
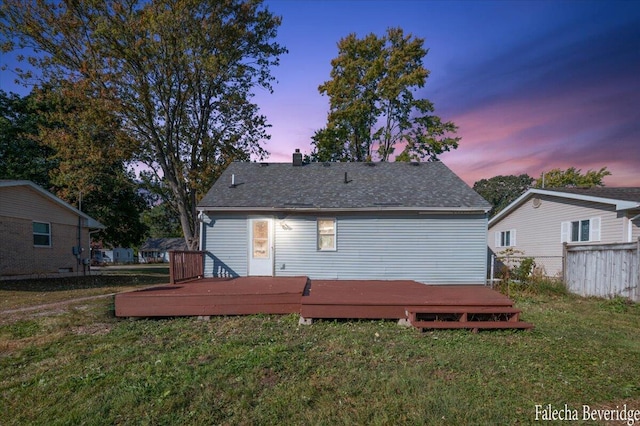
197 206 489 214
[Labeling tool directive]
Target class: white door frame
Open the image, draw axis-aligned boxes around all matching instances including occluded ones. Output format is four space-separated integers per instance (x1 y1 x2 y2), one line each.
248 217 274 276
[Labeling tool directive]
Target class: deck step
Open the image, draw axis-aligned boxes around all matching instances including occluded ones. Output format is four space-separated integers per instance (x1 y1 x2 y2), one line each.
411 320 534 330
406 305 532 331
406 306 521 314
406 306 523 324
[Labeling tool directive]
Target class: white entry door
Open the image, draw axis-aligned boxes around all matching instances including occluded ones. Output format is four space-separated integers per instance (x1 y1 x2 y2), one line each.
248 218 273 276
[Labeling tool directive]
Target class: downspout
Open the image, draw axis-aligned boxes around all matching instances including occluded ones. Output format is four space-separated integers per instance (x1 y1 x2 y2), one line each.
198 213 204 251
198 212 206 278
272 218 276 277
78 192 82 276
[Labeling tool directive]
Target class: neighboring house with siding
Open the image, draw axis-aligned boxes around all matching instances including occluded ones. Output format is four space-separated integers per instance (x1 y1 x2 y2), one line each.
197 154 491 284
0 180 105 278
488 187 640 276
139 238 187 263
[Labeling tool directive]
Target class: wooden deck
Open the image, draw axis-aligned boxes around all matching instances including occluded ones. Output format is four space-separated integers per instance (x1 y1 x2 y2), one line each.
114 277 309 317
115 277 533 330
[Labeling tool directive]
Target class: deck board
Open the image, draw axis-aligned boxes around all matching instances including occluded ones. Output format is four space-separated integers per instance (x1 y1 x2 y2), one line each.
115 276 308 317
303 280 515 306
115 277 532 330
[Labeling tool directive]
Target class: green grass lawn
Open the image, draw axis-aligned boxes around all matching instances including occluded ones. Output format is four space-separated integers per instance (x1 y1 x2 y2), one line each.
0 267 169 311
1 277 639 425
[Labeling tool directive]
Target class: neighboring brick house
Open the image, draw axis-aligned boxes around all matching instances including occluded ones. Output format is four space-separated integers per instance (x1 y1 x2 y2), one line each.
0 180 105 278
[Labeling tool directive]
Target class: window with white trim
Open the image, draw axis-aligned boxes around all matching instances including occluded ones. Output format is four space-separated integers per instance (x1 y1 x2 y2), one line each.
33 222 51 247
317 218 336 251
561 217 600 243
495 229 516 247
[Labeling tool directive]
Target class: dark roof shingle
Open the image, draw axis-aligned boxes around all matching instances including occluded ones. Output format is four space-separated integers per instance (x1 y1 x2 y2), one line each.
544 187 640 203
140 238 187 251
198 161 490 210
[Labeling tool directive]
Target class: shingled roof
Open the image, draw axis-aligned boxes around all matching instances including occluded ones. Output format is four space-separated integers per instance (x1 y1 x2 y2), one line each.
198 161 490 211
140 238 187 252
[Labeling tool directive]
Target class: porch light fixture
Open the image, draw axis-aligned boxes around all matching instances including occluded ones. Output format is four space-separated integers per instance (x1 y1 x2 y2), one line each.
280 220 291 230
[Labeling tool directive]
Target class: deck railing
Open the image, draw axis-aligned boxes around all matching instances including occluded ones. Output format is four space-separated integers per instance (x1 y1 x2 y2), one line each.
169 250 205 284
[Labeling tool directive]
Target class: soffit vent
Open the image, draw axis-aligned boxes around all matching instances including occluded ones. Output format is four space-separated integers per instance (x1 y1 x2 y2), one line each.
532 197 541 208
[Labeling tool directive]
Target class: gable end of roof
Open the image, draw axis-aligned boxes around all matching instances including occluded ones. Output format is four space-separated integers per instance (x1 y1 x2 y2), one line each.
489 188 640 227
0 180 105 229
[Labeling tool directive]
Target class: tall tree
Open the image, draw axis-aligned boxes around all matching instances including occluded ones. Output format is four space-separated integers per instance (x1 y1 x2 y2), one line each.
0 90 56 187
1 0 286 249
141 202 183 239
33 85 148 247
534 167 611 188
0 87 148 247
313 27 458 162
473 174 534 217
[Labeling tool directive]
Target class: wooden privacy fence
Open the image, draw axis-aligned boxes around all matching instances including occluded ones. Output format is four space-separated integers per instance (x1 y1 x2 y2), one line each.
563 240 640 302
169 251 205 284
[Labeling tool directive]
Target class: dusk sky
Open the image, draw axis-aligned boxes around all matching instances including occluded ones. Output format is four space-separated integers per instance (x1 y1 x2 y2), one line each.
1 0 638 187
255 0 640 186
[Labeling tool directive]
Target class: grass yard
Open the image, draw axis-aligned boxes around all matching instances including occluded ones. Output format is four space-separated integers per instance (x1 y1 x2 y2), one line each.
0 266 169 311
1 276 639 425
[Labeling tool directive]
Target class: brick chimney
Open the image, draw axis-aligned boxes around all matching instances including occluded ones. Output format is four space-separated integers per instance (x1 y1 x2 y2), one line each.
292 148 303 166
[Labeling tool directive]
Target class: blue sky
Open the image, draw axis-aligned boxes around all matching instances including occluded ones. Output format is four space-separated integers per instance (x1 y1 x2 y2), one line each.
2 0 639 186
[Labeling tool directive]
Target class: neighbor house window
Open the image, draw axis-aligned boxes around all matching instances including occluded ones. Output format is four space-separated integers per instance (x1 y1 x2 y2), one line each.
495 229 516 247
317 218 336 251
33 222 51 247
561 217 600 243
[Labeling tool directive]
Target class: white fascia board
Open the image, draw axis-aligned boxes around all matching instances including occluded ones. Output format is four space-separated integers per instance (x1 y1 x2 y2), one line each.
197 206 489 214
489 188 640 228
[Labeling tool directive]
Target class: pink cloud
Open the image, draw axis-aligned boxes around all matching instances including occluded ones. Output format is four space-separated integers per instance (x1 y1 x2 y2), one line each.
441 77 640 187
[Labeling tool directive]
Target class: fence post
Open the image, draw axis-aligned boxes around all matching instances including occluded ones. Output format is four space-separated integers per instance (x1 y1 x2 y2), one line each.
562 242 568 285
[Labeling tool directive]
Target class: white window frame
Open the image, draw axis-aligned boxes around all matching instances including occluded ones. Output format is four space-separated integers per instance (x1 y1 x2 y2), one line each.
317 218 337 251
495 229 516 248
561 217 601 243
33 221 52 247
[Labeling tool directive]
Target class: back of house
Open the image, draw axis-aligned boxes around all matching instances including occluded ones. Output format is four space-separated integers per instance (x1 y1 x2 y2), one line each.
197 156 491 284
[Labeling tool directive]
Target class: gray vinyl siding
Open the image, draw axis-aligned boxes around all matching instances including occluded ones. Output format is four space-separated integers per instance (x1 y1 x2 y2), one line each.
489 195 626 276
274 213 487 284
202 212 488 283
202 215 248 277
